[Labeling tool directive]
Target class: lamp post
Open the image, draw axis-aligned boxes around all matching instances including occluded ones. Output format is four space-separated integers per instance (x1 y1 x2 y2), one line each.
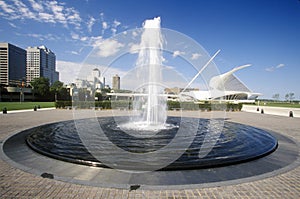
19 87 22 103
32 86 34 101
19 78 25 103
55 91 57 102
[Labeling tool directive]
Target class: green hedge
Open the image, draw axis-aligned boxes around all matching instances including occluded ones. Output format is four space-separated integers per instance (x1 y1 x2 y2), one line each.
55 100 131 110
55 100 243 111
55 101 72 108
167 101 242 111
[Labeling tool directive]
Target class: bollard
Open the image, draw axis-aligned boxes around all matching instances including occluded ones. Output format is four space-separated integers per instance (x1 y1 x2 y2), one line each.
38 105 41 109
34 106 37 111
261 109 264 114
257 107 259 111
289 111 293 117
3 107 7 114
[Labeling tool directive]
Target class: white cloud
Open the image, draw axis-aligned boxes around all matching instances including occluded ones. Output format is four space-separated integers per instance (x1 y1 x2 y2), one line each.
96 39 124 57
191 53 201 60
0 1 15 14
71 32 80 40
28 0 43 12
89 36 103 47
132 31 138 37
129 43 140 54
26 33 61 41
172 50 185 58
65 8 81 28
87 16 96 32
70 32 104 49
48 1 65 24
99 12 123 36
56 60 82 84
67 47 84 56
276 63 285 68
13 0 35 19
111 28 117 35
164 65 175 70
0 0 82 28
70 51 79 55
113 19 121 27
265 63 285 72
265 67 275 72
8 22 17 28
80 36 88 42
1 1 126 57
39 12 56 23
101 21 108 35
102 21 108 29
110 19 121 36
100 12 104 20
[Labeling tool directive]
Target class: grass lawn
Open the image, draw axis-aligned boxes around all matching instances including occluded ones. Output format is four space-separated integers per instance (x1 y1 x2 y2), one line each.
251 102 300 108
0 102 55 111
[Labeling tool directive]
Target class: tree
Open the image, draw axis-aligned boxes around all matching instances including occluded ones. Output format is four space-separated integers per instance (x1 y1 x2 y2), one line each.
58 87 70 101
285 93 289 101
272 93 280 101
100 88 111 100
289 93 295 102
285 92 295 102
0 84 8 102
50 81 64 101
95 92 103 101
30 77 50 97
50 81 64 93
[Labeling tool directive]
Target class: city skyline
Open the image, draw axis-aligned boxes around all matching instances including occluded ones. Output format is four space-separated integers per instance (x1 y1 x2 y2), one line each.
1 0 300 99
0 42 59 86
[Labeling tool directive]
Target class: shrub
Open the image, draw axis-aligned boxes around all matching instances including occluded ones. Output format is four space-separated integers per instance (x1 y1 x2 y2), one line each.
167 101 243 111
55 100 244 111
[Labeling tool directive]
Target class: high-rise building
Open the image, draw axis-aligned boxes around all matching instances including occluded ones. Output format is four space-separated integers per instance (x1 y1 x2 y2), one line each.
75 68 105 90
112 74 120 90
26 45 59 85
87 68 105 89
0 43 26 85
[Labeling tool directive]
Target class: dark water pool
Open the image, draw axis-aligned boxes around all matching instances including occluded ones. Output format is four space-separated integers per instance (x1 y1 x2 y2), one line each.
26 117 277 171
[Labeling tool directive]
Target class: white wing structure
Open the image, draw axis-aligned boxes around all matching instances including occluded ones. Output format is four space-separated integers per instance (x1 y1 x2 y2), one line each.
108 64 261 103
180 64 261 102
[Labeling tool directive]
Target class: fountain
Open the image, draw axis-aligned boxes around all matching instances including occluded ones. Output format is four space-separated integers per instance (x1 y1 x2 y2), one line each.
136 17 166 126
25 17 278 172
118 17 168 133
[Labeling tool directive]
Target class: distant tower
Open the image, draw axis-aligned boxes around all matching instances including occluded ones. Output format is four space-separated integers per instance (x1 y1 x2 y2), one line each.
87 68 105 89
112 74 120 90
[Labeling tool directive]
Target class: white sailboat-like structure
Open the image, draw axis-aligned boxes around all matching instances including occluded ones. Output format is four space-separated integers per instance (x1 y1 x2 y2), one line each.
181 64 261 102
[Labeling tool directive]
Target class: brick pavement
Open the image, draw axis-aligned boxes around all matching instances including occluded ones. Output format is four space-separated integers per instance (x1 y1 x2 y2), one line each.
0 109 299 198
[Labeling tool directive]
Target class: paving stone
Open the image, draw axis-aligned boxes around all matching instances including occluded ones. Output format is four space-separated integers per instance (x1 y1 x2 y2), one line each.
0 110 299 198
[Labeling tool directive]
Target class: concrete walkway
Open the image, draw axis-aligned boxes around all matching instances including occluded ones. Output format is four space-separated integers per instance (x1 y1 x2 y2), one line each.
242 104 300 118
0 109 299 198
0 107 56 114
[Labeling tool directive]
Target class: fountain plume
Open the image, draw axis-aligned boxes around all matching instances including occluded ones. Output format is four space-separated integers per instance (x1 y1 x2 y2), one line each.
133 17 167 126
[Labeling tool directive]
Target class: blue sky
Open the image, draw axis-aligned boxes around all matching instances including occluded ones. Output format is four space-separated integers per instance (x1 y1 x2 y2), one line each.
0 0 300 99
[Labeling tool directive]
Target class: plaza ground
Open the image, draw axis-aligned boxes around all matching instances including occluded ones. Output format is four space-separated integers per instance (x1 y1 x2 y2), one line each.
0 109 299 198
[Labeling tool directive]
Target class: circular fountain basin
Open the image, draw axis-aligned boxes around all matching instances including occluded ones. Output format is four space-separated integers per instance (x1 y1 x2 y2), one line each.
26 116 277 171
